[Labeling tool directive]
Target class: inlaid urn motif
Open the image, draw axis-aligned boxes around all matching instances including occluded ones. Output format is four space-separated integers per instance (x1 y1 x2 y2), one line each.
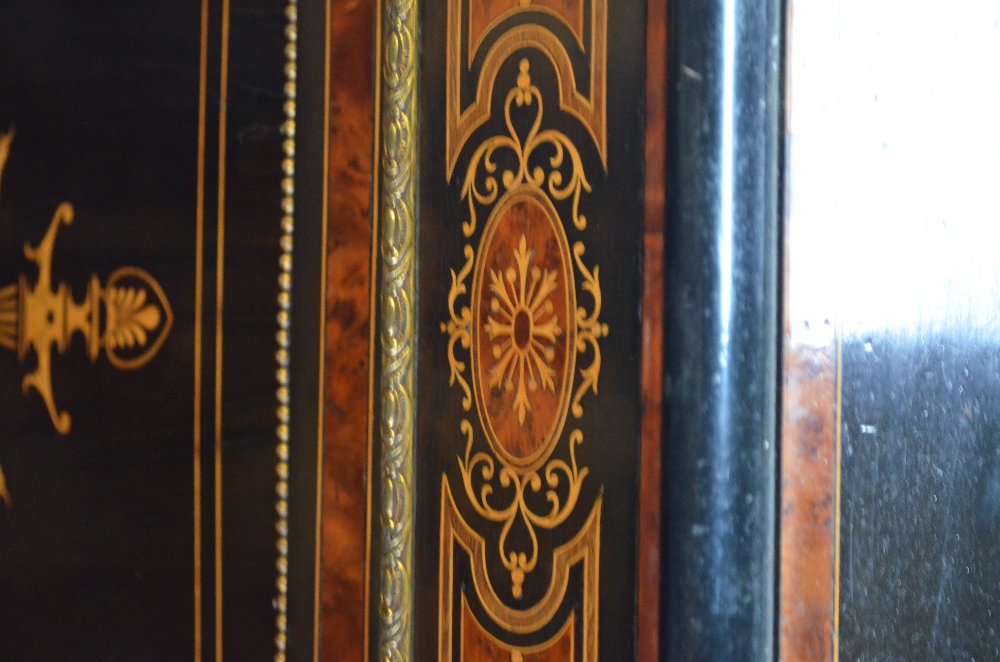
0 130 173 436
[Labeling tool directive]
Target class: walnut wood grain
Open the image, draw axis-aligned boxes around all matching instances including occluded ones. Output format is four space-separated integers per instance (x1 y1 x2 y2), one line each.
639 0 666 659
461 597 574 661
469 0 585 59
322 0 376 659
779 341 836 662
473 195 573 467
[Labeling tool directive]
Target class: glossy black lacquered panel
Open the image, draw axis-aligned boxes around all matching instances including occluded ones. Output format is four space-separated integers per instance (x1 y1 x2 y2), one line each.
661 0 781 659
0 1 285 658
838 336 1000 659
412 1 647 660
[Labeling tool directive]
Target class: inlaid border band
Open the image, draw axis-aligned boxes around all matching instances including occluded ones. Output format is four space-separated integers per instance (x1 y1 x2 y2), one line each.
195 2 231 658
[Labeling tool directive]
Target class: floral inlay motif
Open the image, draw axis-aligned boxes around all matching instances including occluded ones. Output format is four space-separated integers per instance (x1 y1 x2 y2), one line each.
485 234 562 425
440 57 607 599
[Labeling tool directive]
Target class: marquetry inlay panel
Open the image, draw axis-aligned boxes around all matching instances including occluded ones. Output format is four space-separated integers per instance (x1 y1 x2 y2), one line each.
436 1 609 659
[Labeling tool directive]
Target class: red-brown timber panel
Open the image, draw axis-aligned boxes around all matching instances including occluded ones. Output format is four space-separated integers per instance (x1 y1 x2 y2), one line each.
322 0 376 659
461 598 575 662
779 340 836 662
639 0 666 659
468 0 585 58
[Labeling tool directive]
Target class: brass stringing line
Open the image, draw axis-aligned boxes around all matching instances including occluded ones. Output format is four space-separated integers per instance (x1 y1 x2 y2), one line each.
460 59 591 239
379 0 418 659
273 1 297 660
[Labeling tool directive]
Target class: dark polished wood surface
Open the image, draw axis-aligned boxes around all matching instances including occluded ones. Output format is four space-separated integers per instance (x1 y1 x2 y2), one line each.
0 1 286 658
660 0 781 656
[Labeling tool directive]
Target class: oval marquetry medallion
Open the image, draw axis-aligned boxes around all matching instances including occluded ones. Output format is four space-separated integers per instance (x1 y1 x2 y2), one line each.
471 186 576 472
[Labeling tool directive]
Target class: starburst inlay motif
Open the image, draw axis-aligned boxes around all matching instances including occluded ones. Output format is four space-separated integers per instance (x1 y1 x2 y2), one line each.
484 234 562 425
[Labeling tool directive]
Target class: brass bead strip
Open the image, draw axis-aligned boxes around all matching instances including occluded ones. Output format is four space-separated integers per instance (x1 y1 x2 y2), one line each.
274 1 296 661
378 0 419 659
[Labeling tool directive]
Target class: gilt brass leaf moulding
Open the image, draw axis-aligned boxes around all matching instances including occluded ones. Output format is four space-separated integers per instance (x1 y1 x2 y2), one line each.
377 0 419 660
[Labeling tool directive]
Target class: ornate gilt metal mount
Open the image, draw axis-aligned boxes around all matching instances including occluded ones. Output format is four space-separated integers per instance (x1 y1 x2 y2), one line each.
0 130 173 438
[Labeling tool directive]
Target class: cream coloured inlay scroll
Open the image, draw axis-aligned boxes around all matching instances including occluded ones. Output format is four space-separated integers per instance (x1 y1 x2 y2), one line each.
0 128 173 509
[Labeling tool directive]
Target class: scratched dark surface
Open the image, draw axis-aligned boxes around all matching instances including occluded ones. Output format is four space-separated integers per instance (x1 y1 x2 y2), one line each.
839 334 1000 660
781 2 1000 659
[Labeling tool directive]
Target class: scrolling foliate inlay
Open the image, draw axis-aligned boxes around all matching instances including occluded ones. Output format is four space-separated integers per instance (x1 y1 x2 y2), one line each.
439 41 606 658
0 130 173 437
439 480 601 662
0 129 12 199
